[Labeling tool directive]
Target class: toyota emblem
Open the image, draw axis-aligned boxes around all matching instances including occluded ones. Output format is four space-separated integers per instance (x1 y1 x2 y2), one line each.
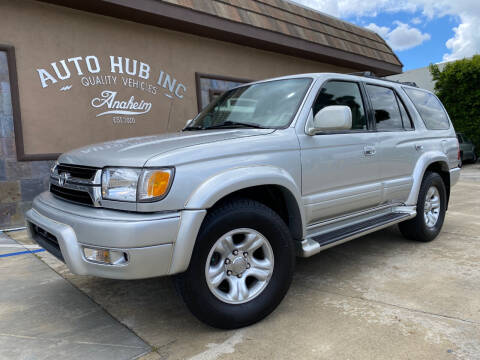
58 172 70 186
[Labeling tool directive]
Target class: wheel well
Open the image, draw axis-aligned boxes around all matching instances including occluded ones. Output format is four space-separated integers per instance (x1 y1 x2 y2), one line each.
425 162 450 208
209 185 303 241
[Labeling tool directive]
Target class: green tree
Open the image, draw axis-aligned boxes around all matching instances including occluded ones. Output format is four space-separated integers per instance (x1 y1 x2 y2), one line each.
430 55 480 154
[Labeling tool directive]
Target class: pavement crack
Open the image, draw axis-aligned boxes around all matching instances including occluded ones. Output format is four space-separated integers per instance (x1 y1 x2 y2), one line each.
300 284 480 326
0 333 147 349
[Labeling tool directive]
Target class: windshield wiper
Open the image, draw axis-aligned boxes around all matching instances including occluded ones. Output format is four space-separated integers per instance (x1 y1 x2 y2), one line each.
204 121 266 130
183 125 204 131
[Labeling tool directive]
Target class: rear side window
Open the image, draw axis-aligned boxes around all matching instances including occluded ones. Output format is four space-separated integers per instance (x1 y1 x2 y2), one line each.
403 87 450 130
366 85 403 130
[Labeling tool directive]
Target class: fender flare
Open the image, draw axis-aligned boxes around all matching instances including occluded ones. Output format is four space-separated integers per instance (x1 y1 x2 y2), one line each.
406 151 450 205
185 165 305 233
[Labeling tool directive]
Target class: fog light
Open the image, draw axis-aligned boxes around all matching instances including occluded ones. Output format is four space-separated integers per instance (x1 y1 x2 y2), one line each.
83 247 127 265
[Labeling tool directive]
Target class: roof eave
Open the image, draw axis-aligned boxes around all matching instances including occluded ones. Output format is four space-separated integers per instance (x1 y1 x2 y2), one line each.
36 0 403 76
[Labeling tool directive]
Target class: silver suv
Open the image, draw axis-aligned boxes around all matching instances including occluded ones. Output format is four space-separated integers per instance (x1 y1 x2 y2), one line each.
26 73 461 329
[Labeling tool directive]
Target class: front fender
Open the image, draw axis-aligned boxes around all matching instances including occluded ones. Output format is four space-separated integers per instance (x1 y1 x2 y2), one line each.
185 166 305 234
186 165 302 208
406 151 449 205
169 166 303 274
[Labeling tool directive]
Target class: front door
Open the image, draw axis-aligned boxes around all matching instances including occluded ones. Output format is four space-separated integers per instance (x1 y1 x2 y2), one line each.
298 80 382 225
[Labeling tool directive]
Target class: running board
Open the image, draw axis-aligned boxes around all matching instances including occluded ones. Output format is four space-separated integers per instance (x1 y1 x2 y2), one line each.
297 211 415 258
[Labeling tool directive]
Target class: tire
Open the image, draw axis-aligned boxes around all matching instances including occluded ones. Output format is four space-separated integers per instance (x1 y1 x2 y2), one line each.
399 171 447 242
472 153 477 164
175 198 295 329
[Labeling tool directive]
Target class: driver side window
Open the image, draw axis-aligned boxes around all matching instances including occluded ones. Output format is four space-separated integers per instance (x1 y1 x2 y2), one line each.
313 81 367 130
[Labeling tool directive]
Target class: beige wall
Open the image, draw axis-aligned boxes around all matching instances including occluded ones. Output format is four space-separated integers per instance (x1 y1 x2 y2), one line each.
0 0 355 158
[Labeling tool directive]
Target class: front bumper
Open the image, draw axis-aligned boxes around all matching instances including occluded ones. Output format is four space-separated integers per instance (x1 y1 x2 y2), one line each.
26 192 206 279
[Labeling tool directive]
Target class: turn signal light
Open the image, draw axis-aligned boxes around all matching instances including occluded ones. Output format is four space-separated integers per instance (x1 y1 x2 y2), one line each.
147 171 170 197
138 168 174 201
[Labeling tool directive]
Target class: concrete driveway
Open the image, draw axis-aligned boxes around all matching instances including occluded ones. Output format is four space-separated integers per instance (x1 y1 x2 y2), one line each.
1 164 479 360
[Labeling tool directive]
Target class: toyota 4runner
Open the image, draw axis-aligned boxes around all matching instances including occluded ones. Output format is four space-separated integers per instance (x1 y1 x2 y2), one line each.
26 73 461 329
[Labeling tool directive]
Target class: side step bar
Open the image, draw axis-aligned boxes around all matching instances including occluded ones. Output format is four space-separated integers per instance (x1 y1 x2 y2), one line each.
297 211 415 258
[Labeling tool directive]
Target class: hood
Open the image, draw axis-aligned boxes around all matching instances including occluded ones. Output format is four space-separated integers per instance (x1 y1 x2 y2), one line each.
59 129 274 167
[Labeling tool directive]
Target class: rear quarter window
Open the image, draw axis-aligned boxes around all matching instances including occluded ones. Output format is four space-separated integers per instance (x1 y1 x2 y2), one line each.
403 87 450 130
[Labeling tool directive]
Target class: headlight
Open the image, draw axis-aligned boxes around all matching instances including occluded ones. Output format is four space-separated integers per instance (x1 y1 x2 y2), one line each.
50 161 59 175
101 167 173 202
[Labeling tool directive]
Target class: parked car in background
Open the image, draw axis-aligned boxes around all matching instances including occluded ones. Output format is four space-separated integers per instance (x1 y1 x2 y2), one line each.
26 73 461 329
457 132 477 166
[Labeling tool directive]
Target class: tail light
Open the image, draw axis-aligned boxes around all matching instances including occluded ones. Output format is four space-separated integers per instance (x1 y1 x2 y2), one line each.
457 139 461 161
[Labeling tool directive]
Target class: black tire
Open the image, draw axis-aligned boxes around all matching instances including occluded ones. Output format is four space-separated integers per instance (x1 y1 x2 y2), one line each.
175 198 295 329
472 153 477 163
399 171 447 242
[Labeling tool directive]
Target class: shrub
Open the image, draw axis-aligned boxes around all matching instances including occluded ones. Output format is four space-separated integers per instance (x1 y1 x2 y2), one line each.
430 55 480 154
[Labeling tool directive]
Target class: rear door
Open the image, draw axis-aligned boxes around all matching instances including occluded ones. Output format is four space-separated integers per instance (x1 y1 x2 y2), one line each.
298 79 382 224
364 83 419 204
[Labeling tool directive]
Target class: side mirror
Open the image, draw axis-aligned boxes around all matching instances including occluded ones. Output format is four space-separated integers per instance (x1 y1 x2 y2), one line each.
306 105 352 135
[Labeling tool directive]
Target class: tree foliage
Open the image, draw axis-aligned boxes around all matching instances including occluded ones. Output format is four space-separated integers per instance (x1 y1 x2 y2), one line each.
430 55 480 154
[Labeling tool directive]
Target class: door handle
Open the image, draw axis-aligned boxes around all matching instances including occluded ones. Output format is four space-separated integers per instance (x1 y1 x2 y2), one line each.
364 146 376 156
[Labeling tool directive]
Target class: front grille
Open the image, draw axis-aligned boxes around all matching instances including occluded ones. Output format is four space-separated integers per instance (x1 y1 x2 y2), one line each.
57 163 98 181
31 224 64 262
50 184 94 206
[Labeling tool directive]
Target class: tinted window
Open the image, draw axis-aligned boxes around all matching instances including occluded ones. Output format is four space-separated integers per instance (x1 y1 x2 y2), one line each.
398 96 413 130
457 134 464 143
366 85 403 130
403 87 450 130
313 81 366 130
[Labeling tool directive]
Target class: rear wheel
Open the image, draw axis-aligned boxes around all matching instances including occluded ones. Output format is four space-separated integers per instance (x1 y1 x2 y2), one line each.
176 198 295 329
399 171 447 242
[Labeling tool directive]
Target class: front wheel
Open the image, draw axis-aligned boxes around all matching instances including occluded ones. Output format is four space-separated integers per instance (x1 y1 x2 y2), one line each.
176 199 295 329
399 171 447 242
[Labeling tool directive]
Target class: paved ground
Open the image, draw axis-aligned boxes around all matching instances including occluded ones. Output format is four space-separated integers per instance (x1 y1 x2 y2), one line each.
1 163 479 360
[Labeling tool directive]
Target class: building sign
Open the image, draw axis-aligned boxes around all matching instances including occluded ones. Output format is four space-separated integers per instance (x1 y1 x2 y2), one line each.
36 55 186 124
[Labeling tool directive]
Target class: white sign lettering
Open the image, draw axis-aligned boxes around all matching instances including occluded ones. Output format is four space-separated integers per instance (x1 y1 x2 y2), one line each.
36 55 186 99
36 54 188 124
91 90 152 117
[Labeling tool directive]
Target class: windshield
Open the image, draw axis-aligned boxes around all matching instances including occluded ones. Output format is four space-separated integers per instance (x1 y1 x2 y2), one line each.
186 78 312 130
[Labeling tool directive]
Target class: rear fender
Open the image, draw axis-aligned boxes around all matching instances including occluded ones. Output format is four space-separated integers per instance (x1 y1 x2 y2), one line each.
406 151 450 206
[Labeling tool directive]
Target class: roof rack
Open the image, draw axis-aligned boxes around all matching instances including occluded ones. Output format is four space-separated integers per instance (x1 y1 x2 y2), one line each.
347 71 418 88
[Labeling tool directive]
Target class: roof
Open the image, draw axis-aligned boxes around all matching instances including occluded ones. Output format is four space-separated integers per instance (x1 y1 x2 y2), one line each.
38 0 403 75
161 0 401 70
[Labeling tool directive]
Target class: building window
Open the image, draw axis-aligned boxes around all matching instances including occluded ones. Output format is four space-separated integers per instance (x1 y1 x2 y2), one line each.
195 73 252 112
